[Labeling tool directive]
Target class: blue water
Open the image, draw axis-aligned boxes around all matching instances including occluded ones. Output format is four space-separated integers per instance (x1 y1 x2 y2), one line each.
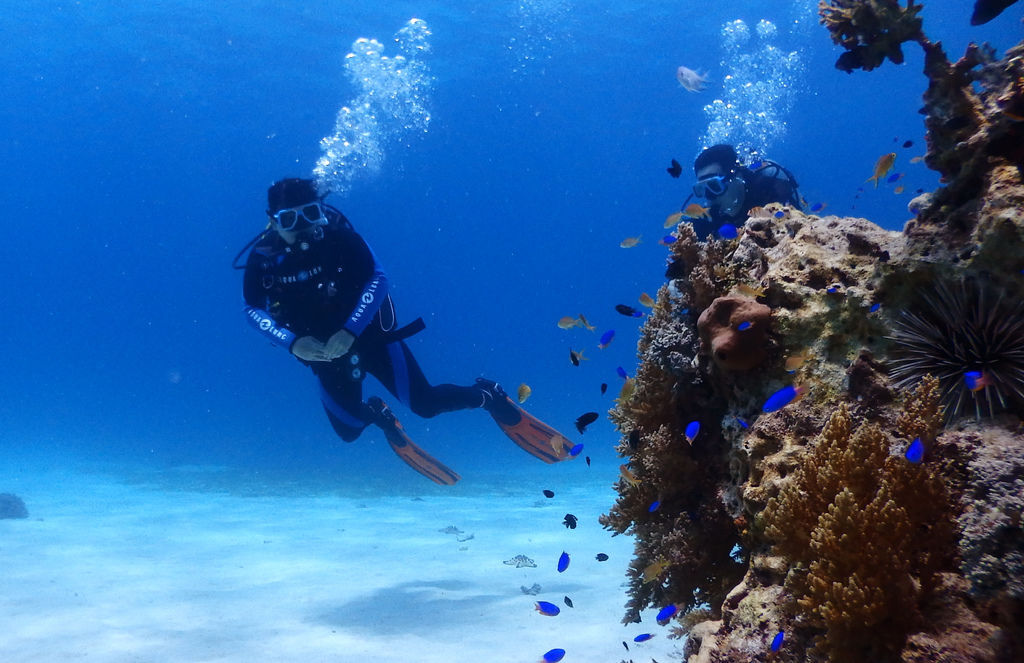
1 0 1020 505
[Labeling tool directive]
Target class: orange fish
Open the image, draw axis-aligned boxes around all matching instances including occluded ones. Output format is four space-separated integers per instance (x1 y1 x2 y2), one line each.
642 557 670 583
784 352 810 372
747 206 769 218
517 383 532 403
618 377 636 403
619 464 640 487
577 314 596 331
682 203 710 219
737 283 767 299
639 292 655 308
910 155 924 163
866 152 896 188
620 235 642 248
664 211 683 229
558 316 580 330
894 185 905 194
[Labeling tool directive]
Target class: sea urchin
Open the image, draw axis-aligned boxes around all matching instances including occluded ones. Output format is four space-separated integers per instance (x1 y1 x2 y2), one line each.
887 277 1024 420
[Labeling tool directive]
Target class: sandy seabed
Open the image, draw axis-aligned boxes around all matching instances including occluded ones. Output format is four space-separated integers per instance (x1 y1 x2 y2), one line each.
0 462 684 663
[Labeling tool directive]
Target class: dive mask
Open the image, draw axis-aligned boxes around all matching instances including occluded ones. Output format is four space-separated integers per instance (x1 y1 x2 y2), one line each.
692 174 730 200
273 202 326 231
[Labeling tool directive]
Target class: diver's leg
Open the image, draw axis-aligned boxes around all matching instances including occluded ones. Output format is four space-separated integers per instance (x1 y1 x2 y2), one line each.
366 340 482 417
316 366 369 442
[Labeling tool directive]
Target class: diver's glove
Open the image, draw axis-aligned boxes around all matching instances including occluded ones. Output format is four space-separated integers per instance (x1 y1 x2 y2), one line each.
291 336 332 362
324 328 356 360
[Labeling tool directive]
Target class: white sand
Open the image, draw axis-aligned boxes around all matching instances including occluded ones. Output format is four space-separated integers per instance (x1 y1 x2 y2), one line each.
0 465 685 662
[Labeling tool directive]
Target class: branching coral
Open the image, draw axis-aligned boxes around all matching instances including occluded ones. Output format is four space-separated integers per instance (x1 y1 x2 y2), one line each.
762 377 956 662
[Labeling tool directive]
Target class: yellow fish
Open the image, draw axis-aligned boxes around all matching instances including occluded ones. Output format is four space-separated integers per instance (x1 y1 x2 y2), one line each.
682 203 710 219
866 152 896 188
618 377 636 403
664 211 683 229
517 383 532 403
577 314 596 331
642 557 670 583
737 283 767 299
558 316 580 330
639 293 655 308
785 352 809 372
550 434 569 453
620 235 642 248
619 464 640 487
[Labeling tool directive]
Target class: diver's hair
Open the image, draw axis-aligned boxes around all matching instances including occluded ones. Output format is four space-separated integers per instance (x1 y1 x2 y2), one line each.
694 144 740 175
267 178 323 213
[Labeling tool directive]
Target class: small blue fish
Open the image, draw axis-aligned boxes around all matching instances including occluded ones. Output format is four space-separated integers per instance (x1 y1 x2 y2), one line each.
770 631 784 652
633 633 654 643
887 172 903 183
905 437 924 463
616 366 629 380
718 224 738 239
737 418 749 428
648 500 661 512
762 385 805 413
774 210 785 218
810 202 825 212
557 551 570 573
656 604 678 623
661 234 677 244
964 370 991 392
749 160 763 170
599 329 615 349
542 648 566 662
535 601 561 616
737 321 752 331
569 443 584 457
685 420 700 442
826 286 839 294
870 302 881 313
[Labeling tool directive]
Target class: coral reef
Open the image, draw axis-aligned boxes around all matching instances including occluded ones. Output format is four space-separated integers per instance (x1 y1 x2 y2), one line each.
601 7 1024 661
0 493 28 519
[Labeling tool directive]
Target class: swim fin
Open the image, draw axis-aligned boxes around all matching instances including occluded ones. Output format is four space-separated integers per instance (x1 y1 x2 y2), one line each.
477 379 574 464
368 397 460 485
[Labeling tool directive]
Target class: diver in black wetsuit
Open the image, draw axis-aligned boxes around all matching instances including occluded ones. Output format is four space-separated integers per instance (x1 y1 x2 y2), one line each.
683 144 802 238
238 178 574 484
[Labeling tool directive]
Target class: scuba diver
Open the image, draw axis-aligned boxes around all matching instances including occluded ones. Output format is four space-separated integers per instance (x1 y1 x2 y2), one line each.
671 144 802 238
236 178 574 485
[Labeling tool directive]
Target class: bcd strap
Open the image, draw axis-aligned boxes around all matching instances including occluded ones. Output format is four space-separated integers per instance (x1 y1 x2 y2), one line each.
382 317 426 342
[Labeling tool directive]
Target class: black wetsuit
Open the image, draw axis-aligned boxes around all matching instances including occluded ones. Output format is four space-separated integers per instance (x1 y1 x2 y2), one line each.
691 162 802 238
242 206 482 441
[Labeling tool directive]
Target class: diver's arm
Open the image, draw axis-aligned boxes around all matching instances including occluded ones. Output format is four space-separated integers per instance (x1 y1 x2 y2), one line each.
243 305 297 351
332 228 390 338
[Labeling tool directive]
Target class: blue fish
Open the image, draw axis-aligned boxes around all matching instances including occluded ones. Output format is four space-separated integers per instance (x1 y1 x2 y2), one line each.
770 631 784 652
656 604 678 623
616 366 629 380
887 172 902 183
737 321 752 331
569 443 584 457
599 329 615 349
685 420 700 442
774 210 785 218
648 500 661 512
826 286 838 294
535 601 561 616
718 224 738 239
737 418 749 428
557 551 570 573
905 437 924 463
661 234 677 244
870 302 881 313
633 633 654 643
810 202 825 212
762 385 805 413
749 160 763 170
542 648 566 662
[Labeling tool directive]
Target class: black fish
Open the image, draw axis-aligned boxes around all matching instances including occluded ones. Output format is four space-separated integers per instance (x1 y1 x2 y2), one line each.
665 258 686 280
585 456 591 467
575 412 599 433
615 304 642 317
563 513 578 529
569 349 580 366
600 382 608 395
596 553 609 561
627 429 641 450
902 140 913 148
563 596 574 608
622 641 630 651
543 489 555 498
971 0 1019 25
666 158 682 178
